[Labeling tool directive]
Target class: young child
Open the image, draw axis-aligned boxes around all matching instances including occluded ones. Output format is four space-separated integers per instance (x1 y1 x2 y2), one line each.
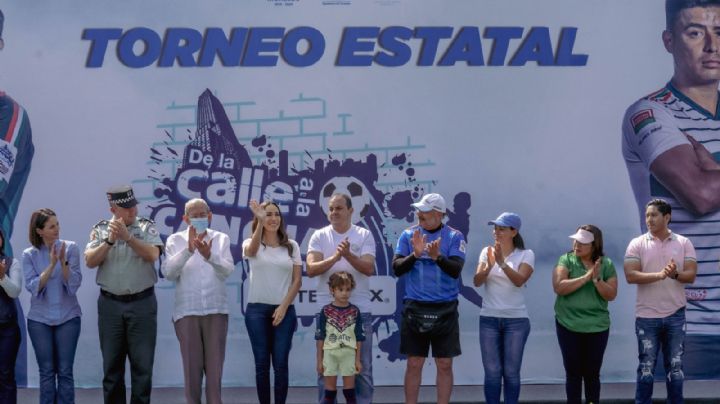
315 271 365 404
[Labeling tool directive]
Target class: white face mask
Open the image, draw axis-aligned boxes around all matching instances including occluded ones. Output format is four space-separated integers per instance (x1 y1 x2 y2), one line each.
189 217 209 234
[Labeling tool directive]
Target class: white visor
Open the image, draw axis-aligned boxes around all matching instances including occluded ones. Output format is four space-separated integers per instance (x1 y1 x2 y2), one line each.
569 228 594 244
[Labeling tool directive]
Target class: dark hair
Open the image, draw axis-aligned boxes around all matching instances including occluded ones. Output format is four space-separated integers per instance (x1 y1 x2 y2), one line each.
511 228 525 250
0 228 10 270
328 271 355 290
666 0 720 29
646 198 672 216
330 193 352 209
578 224 604 262
0 227 6 257
29 208 57 249
250 201 293 257
0 10 4 38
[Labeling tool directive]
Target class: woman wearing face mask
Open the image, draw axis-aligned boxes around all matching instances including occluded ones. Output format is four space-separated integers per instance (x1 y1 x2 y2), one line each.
22 208 82 404
473 212 534 404
242 199 302 404
552 225 617 404
161 199 235 404
0 228 22 404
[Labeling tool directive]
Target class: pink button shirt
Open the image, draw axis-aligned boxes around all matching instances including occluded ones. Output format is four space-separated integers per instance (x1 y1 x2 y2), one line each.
624 232 696 318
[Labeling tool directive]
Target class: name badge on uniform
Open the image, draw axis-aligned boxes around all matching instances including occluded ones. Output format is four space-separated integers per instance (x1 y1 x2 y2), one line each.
0 140 18 183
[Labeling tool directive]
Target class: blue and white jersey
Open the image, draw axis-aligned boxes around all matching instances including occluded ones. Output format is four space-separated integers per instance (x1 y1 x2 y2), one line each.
0 92 34 255
622 83 720 335
395 224 466 302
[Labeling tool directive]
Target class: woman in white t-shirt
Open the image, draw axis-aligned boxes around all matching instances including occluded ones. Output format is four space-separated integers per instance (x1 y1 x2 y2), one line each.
473 212 534 404
243 200 302 404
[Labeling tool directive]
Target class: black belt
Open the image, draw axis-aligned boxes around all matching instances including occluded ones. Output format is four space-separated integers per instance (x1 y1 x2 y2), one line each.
101 287 154 302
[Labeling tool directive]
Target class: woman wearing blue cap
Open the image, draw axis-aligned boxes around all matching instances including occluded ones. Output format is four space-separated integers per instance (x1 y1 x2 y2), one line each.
552 225 617 404
473 212 534 404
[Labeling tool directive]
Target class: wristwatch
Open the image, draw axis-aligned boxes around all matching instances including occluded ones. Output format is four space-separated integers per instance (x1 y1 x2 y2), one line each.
673 272 680 280
103 237 115 246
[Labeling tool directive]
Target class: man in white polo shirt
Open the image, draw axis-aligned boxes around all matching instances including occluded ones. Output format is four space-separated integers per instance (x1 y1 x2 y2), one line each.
306 193 376 404
624 198 697 404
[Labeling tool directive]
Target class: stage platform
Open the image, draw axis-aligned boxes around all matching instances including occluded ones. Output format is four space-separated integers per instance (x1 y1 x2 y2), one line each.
17 380 719 403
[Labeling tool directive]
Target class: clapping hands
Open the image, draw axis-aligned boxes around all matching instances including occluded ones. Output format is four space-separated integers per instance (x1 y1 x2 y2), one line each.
411 229 441 260
661 258 678 280
50 241 67 267
336 237 351 258
187 225 212 259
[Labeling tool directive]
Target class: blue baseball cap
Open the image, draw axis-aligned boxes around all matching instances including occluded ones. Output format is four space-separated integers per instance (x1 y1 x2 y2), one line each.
488 212 521 230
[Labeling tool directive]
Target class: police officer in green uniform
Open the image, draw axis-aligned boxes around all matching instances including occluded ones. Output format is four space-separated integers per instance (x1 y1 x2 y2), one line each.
84 185 163 404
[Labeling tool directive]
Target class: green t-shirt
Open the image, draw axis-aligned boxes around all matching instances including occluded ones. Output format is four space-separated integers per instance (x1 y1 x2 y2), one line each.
554 253 616 333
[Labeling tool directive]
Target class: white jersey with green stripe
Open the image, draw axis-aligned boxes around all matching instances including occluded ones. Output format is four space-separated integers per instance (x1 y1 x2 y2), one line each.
622 83 720 335
0 92 33 255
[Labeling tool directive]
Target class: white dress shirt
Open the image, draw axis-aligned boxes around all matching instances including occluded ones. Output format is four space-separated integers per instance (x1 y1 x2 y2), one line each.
0 258 22 298
161 228 235 321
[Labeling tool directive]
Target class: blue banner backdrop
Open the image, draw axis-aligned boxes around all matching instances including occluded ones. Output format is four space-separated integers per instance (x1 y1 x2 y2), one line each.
2 0 718 388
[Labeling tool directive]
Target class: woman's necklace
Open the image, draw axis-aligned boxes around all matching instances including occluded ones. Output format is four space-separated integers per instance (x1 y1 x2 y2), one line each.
581 260 593 271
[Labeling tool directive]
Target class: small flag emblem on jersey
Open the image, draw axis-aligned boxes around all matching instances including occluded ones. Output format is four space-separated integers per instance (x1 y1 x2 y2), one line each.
631 109 656 134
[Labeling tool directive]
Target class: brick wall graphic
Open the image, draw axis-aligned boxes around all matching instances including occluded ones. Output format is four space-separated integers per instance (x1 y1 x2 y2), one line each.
134 89 476 362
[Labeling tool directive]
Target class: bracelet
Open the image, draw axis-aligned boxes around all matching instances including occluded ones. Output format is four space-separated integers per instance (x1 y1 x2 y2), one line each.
673 272 679 280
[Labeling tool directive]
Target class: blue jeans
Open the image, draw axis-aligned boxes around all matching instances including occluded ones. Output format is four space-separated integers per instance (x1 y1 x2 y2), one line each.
317 312 373 404
245 303 297 404
478 316 530 404
27 317 81 404
635 308 686 404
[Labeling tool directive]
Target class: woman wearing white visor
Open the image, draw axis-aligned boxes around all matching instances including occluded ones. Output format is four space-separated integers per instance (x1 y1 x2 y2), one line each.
552 225 618 404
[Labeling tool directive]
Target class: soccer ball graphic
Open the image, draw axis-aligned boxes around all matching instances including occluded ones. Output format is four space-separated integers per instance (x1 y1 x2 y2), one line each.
320 176 371 224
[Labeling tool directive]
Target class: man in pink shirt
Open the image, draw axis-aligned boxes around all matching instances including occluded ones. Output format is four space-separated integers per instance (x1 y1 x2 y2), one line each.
624 199 697 404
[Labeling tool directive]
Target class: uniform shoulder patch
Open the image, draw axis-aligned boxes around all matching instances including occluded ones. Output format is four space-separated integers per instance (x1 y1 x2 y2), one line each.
138 217 160 237
90 220 108 241
630 109 656 134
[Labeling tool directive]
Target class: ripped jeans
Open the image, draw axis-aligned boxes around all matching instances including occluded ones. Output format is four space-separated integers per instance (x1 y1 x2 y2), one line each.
634 308 685 404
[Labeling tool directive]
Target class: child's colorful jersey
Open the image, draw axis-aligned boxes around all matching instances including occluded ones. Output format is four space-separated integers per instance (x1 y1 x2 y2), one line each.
315 303 365 350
